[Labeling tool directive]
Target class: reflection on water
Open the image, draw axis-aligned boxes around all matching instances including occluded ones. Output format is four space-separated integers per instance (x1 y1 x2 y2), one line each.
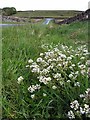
0 24 22 27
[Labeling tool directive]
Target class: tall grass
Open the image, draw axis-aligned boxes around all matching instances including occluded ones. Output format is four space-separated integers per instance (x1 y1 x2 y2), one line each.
2 21 88 119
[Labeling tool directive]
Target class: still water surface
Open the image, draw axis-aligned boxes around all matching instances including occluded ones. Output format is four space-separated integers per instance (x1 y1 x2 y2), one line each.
0 24 22 27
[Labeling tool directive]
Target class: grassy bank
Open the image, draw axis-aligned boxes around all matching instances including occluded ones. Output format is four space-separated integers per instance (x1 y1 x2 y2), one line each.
2 21 89 119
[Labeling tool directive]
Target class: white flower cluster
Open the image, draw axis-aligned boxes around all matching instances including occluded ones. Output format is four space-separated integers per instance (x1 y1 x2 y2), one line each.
23 44 88 101
70 100 79 110
18 43 89 119
69 71 79 80
30 62 40 73
17 76 24 84
74 82 80 87
31 94 35 99
80 88 90 100
85 88 90 95
28 84 41 93
26 44 88 85
52 85 57 89
80 104 90 115
53 73 61 80
68 88 90 119
80 88 90 115
39 76 51 84
68 110 75 119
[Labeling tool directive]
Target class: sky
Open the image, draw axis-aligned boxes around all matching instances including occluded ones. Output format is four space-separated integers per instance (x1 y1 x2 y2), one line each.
0 0 90 11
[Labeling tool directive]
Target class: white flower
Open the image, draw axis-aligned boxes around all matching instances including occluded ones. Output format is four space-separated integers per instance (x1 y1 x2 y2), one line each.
47 59 52 63
57 57 62 62
79 94 85 98
81 70 86 75
69 74 73 78
35 84 41 89
78 62 81 65
85 88 90 95
67 50 70 53
40 53 44 56
54 73 61 79
59 81 64 86
28 84 41 93
75 53 79 56
70 55 74 58
72 64 75 67
28 86 35 93
46 77 52 82
68 110 75 119
54 48 59 52
52 85 57 89
26 65 29 68
37 57 43 62
39 76 51 84
32 67 40 73
57 64 62 67
70 100 79 110
31 94 35 99
83 49 88 53
67 57 72 60
84 104 90 114
80 57 85 60
74 82 80 87
84 104 89 109
28 59 33 63
79 64 86 70
67 80 71 83
43 93 47 97
69 66 73 70
80 107 85 114
64 61 68 67
17 76 24 84
30 62 37 68
41 69 49 75
60 53 66 59
75 71 79 75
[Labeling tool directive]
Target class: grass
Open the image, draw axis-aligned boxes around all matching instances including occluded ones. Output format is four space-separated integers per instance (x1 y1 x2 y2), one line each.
12 10 82 18
2 20 89 119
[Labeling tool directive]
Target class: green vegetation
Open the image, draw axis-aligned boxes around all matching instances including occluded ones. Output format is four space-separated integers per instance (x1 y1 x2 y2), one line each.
2 21 89 119
2 7 17 16
12 10 82 18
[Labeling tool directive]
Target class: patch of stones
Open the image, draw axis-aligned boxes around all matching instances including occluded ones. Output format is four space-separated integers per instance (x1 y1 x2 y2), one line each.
2 16 29 23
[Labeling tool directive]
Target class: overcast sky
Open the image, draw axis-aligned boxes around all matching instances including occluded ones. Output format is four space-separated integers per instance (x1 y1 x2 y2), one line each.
0 0 90 11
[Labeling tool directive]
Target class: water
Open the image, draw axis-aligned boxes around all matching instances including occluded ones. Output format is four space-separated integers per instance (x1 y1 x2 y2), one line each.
0 24 22 27
43 18 54 25
0 18 53 27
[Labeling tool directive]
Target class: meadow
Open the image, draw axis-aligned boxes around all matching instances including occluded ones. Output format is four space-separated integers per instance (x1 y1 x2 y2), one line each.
12 10 82 18
2 20 90 119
